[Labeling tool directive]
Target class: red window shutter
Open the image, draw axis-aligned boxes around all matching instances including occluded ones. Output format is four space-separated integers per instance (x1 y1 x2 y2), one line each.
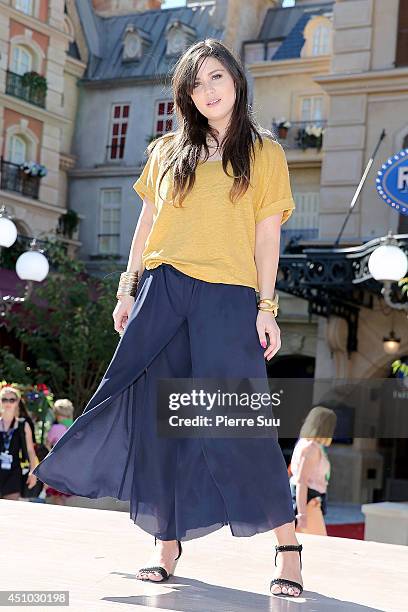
396 0 408 66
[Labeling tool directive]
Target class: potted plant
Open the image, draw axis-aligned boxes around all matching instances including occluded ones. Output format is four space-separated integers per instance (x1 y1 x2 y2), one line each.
57 209 80 240
295 124 324 150
19 161 48 178
21 71 48 96
274 118 292 139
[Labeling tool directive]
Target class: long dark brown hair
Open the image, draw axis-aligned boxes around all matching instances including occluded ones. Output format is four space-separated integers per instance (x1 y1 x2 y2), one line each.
145 38 273 207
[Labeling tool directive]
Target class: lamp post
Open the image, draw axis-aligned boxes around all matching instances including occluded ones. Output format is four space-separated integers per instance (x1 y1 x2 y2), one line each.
0 204 49 321
368 231 408 313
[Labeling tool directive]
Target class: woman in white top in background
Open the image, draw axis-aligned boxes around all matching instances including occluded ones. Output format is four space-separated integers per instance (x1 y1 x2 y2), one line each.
289 406 337 536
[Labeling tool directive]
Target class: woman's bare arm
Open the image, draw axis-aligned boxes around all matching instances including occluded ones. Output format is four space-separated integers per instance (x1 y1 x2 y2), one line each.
295 443 320 516
112 196 155 333
254 212 283 360
125 197 155 275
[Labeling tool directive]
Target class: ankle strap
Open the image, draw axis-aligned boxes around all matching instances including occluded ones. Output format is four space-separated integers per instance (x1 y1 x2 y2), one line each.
274 544 303 569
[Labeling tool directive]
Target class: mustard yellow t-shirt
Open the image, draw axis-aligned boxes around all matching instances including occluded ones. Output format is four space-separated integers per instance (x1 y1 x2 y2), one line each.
132 135 295 292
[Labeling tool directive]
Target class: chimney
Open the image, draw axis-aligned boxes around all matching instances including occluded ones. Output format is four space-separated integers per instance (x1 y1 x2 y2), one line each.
209 1 279 51
92 0 162 17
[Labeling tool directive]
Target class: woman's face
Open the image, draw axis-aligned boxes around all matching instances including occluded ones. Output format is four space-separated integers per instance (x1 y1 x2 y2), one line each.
190 56 236 130
1 393 19 416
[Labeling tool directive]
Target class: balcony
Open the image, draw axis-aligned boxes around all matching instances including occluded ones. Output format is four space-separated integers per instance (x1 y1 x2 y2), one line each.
272 120 327 151
0 157 40 200
5 70 46 109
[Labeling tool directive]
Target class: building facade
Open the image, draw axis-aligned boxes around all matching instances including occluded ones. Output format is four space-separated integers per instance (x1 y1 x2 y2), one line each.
244 0 408 504
68 0 276 274
0 0 86 262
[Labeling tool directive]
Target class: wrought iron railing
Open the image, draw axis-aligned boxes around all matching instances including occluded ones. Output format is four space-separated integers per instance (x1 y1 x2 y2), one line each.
271 120 327 150
5 70 46 108
106 143 125 161
277 234 408 353
0 157 40 199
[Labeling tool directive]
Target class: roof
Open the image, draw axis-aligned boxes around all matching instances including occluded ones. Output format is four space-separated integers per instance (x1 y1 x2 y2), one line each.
75 0 223 82
257 1 334 61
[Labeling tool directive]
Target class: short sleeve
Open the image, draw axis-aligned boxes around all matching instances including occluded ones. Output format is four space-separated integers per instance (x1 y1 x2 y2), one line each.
254 139 296 225
132 143 160 205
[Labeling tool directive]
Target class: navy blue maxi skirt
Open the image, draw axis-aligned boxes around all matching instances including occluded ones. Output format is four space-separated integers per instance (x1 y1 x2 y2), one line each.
33 263 295 541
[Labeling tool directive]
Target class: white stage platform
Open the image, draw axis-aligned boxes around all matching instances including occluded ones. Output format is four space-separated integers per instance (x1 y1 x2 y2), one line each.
1 499 407 611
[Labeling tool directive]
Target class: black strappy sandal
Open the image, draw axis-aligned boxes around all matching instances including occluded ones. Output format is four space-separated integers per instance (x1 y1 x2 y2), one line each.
136 536 183 582
270 544 303 597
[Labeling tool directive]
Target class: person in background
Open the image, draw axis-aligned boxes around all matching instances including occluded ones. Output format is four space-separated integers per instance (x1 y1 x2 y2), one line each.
0 386 38 500
17 396 36 445
289 406 337 536
44 399 74 506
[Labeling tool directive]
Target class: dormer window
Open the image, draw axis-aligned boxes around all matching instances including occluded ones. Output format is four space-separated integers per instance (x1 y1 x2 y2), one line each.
122 24 151 62
165 20 196 57
301 15 332 58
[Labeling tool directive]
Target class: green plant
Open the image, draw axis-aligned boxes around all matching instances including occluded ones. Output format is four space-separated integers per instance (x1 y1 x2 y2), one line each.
58 209 79 239
21 71 48 94
391 359 408 378
398 277 408 296
4 238 120 417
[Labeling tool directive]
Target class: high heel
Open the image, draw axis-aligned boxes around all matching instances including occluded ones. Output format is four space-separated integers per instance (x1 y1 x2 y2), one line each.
136 537 183 582
270 544 303 597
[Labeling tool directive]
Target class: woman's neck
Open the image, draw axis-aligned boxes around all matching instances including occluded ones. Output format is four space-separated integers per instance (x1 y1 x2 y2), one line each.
0 414 16 430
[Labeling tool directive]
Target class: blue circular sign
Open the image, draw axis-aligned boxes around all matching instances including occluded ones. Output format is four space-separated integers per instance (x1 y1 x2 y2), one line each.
376 149 408 216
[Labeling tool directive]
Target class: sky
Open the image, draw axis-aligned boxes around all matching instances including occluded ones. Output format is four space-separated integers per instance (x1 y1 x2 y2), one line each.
162 0 296 8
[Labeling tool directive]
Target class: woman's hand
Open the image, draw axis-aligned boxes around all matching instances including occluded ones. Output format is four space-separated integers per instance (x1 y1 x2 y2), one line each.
296 513 308 530
112 295 135 334
26 473 37 489
256 310 281 360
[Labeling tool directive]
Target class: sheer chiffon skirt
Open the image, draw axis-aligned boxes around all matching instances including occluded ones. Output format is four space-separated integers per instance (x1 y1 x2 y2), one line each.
33 264 295 541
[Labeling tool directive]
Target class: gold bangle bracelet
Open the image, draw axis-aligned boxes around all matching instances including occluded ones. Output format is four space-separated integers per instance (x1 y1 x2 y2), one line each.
116 271 139 299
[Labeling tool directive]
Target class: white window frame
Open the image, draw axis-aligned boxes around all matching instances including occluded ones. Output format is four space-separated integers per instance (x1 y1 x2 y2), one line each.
15 0 34 16
98 189 121 255
286 192 320 231
154 100 174 137
300 96 324 122
281 192 320 251
107 103 130 161
9 134 27 164
11 45 32 75
312 24 330 56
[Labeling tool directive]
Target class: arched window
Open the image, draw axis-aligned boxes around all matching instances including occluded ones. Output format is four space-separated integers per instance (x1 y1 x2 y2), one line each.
403 133 408 149
9 135 27 164
312 24 330 56
11 45 32 75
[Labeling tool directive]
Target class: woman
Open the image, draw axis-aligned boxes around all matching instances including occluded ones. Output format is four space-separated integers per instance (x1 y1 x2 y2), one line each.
0 386 38 500
33 39 303 597
289 406 337 536
44 399 74 505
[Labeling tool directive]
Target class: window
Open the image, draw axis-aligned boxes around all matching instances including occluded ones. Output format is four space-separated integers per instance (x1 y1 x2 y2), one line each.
154 100 174 136
311 24 330 56
281 192 320 252
300 96 323 122
98 189 121 255
15 0 34 15
396 0 408 67
9 135 26 164
107 104 129 160
11 45 32 75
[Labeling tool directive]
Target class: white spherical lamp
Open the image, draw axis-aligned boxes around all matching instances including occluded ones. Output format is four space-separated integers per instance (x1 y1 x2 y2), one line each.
0 216 18 247
368 244 408 282
16 250 49 282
